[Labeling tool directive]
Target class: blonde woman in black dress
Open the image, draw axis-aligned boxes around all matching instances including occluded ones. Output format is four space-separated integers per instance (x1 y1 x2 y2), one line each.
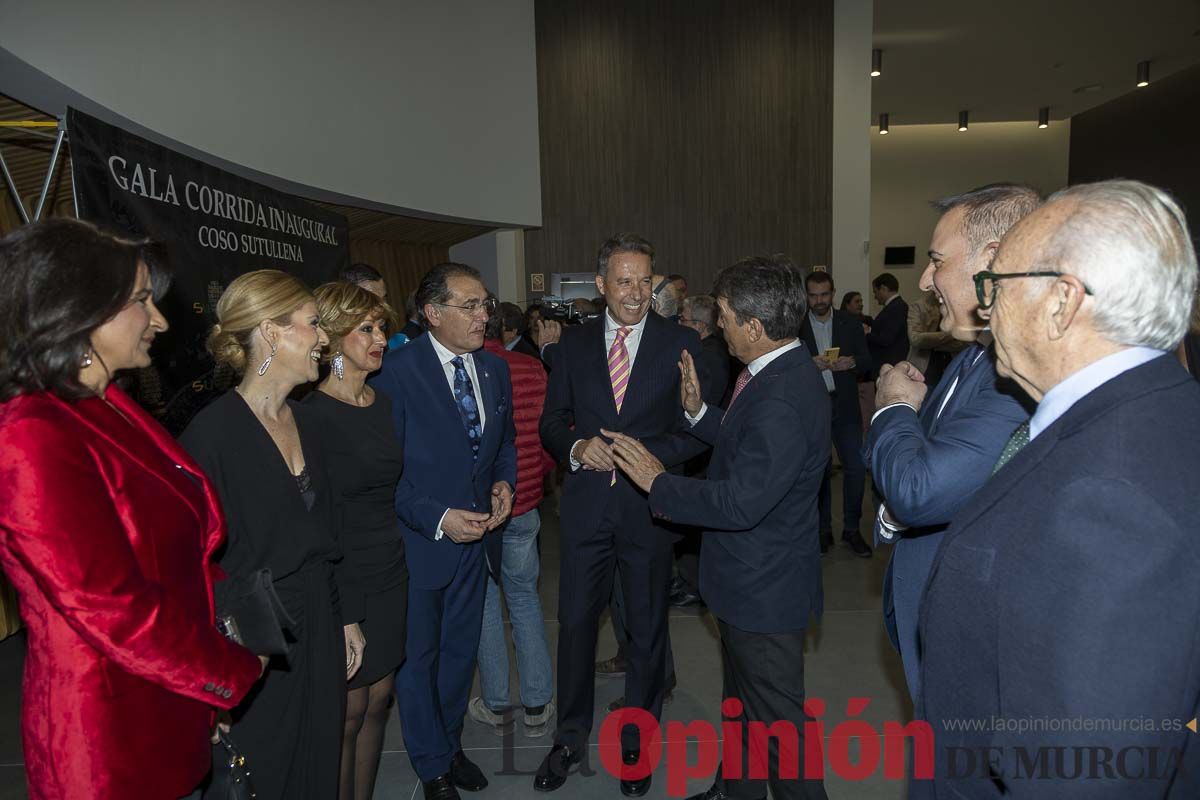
181 270 366 800
304 282 408 800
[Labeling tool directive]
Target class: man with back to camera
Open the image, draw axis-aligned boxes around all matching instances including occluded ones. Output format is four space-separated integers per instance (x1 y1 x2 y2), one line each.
369 263 517 800
799 271 873 557
535 233 707 797
920 180 1200 797
865 183 1036 705
607 255 830 800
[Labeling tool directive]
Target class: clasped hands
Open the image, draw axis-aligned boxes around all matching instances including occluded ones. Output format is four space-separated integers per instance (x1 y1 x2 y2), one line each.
811 355 856 372
441 481 514 543
875 361 928 410
581 349 706 492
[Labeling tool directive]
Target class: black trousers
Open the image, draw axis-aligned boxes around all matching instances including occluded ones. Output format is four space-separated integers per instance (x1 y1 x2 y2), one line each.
555 490 673 751
716 620 828 800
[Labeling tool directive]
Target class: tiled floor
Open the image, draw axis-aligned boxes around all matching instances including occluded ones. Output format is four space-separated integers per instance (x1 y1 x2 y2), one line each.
0 474 912 799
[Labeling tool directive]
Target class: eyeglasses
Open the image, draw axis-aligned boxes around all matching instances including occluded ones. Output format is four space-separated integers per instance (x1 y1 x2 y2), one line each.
973 270 1094 310
433 297 498 316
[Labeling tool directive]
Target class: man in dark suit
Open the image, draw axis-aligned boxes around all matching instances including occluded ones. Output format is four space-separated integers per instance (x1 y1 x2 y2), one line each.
609 255 829 800
370 263 517 800
800 271 874 557
921 180 1200 797
866 272 909 371
497 301 544 362
536 233 707 797
866 184 1037 703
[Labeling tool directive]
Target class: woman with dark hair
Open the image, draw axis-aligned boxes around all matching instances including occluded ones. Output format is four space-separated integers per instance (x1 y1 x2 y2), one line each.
0 218 265 800
180 269 362 800
304 281 406 800
839 290 874 328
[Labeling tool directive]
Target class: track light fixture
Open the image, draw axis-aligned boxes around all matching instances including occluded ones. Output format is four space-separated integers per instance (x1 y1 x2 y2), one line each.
1038 107 1050 129
1137 60 1150 88
879 113 889 134
958 111 969 132
871 49 882 77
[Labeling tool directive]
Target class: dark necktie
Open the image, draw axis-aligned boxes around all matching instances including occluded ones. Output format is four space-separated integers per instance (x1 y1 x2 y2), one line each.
451 356 483 461
992 420 1030 474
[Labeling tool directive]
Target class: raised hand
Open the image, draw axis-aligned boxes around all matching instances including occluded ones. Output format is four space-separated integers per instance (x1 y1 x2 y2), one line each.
677 349 704 416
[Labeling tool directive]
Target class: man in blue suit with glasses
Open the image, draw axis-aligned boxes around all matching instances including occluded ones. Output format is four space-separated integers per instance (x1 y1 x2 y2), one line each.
372 262 516 800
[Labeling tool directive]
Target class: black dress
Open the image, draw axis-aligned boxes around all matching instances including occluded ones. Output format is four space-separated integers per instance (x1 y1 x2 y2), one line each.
180 391 346 800
302 387 408 688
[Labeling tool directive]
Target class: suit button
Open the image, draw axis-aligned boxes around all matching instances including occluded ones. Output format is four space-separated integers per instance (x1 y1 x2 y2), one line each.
204 682 215 692
472 502 477 509
222 688 233 699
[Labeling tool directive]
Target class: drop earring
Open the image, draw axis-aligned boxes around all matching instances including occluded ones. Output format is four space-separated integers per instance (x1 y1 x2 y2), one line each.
332 353 345 381
257 342 277 376
81 351 93 369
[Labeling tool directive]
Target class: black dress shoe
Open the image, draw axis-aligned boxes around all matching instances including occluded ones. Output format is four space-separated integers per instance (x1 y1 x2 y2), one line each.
620 749 652 797
449 751 488 791
669 588 704 608
843 529 873 558
669 575 686 595
422 775 461 800
534 743 583 792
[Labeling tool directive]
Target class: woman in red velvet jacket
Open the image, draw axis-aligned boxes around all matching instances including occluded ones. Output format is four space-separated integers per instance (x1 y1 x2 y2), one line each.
0 220 264 800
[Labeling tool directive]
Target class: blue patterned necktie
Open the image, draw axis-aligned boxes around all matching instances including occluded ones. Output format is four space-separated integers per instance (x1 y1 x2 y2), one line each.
992 420 1030 475
451 356 483 461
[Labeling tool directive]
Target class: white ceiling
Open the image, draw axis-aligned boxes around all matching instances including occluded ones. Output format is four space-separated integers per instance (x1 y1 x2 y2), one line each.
871 0 1200 125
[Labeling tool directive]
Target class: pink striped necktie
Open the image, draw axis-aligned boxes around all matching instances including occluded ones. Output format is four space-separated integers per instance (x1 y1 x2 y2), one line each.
727 367 752 409
607 326 633 485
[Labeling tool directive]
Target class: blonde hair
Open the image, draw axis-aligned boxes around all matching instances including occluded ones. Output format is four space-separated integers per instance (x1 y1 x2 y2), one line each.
207 269 314 373
313 281 399 357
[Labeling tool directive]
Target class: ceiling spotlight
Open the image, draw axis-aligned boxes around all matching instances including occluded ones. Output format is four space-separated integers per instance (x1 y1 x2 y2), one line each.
958 111 969 132
1038 107 1050 129
879 113 889 134
1137 60 1150 87
871 49 883 77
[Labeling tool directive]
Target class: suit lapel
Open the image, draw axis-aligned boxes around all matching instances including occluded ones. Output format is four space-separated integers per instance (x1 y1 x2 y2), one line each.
587 320 620 424
924 345 983 436
417 334 476 457
68 388 208 524
474 353 498 475
800 317 818 356
621 313 659 419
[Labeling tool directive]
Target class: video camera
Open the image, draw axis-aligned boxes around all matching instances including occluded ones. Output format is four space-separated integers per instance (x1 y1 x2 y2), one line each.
538 295 602 325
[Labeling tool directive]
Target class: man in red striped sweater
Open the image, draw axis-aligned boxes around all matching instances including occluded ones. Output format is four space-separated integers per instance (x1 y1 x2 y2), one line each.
468 302 557 737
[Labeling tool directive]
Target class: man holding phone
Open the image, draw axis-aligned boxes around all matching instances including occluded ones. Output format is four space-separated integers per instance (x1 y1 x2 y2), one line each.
800 271 874 557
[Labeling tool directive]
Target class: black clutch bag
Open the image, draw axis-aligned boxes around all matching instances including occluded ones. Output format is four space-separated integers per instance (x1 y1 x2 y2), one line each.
215 568 295 656
205 729 256 800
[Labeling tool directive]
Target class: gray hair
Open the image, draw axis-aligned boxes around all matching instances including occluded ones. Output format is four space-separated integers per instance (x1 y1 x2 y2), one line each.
1038 180 1197 350
682 294 717 332
654 281 682 318
933 183 1043 256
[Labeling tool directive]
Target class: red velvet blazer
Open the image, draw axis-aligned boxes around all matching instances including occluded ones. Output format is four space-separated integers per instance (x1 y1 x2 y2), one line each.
0 387 262 800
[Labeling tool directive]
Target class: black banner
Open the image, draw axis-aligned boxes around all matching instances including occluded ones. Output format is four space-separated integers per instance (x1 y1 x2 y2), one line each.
68 108 349 432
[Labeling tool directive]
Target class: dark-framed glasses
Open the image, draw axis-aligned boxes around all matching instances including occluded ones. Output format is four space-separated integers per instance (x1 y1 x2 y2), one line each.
973 270 1094 310
433 297 498 316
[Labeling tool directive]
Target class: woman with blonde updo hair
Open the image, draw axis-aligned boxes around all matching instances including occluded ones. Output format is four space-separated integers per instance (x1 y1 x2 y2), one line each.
180 269 365 800
302 281 406 800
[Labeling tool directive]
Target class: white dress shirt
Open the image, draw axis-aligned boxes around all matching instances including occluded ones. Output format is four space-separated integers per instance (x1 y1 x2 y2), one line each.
428 333 488 539
809 313 836 393
686 338 804 425
570 309 651 470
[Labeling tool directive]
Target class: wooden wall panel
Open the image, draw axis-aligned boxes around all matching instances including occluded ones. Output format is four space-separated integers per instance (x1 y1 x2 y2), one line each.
526 0 833 296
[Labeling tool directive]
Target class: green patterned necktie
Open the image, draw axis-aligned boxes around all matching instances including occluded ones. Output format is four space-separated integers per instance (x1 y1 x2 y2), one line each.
992 421 1031 475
